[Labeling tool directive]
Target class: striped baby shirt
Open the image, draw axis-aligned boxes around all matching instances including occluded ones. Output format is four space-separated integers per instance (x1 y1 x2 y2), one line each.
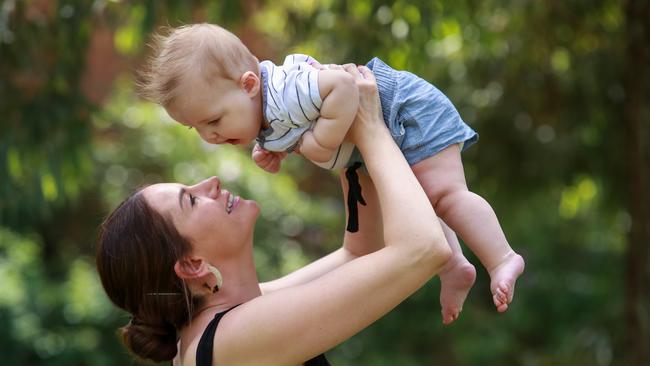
257 54 323 152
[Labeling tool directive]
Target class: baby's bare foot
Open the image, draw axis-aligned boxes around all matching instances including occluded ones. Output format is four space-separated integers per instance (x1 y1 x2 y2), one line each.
439 255 476 325
489 251 525 313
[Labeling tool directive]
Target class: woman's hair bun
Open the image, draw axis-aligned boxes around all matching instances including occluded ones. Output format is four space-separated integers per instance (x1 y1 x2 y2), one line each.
121 318 178 362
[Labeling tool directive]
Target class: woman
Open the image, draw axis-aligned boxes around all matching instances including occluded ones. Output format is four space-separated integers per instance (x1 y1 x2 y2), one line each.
96 65 452 365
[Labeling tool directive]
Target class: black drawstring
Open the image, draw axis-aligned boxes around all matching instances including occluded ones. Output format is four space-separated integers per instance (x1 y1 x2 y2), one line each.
345 162 367 232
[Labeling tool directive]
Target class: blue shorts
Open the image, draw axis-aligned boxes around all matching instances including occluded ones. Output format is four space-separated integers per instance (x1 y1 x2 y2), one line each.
348 57 478 167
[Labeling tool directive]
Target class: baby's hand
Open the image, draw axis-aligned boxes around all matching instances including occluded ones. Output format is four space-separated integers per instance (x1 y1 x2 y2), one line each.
252 143 287 173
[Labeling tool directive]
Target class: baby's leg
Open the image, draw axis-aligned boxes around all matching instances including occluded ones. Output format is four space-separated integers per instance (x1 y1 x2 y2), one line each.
412 144 525 313
437 220 476 324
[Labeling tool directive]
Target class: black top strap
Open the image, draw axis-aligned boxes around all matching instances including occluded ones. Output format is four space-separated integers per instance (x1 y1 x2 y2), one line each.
196 306 240 366
345 162 367 233
195 305 330 366
306 353 331 365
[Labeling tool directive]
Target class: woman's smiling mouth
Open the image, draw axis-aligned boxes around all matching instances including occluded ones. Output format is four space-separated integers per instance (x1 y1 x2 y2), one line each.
226 193 239 214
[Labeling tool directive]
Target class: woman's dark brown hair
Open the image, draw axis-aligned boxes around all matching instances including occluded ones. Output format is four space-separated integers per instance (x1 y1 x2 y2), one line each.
96 191 201 362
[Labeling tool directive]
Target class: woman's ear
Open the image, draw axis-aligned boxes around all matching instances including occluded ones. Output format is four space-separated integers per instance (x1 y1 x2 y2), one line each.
240 71 260 97
174 257 210 280
174 258 223 294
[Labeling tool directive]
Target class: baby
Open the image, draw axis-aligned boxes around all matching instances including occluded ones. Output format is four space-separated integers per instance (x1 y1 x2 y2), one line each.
138 23 524 324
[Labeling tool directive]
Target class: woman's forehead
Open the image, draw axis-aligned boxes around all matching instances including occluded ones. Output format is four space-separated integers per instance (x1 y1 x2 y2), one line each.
142 183 184 213
144 183 182 196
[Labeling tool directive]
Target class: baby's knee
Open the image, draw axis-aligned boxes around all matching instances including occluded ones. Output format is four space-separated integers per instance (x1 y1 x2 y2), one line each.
428 184 468 213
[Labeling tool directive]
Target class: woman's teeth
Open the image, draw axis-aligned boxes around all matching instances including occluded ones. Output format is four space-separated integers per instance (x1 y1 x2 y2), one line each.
226 194 234 213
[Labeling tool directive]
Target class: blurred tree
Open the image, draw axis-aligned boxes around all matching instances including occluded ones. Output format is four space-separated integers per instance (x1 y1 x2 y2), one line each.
0 0 94 230
622 1 650 365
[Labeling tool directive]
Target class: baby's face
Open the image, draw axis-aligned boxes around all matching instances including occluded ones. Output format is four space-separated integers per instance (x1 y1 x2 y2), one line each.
167 76 263 146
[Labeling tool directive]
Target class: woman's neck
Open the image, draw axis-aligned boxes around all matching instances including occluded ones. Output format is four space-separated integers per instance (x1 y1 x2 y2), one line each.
175 246 262 366
196 247 261 314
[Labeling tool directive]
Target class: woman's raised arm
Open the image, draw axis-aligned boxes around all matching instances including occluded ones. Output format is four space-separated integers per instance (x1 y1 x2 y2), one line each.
216 65 451 366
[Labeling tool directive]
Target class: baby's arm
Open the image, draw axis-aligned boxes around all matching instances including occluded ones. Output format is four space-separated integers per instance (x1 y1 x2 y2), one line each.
299 69 359 163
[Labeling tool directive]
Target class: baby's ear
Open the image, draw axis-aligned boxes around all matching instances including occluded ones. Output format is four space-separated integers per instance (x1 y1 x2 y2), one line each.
240 71 261 96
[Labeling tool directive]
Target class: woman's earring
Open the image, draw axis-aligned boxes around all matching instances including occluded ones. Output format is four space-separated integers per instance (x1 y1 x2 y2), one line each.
203 264 223 293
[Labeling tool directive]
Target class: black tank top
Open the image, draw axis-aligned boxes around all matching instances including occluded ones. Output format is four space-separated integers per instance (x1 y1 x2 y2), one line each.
196 306 331 366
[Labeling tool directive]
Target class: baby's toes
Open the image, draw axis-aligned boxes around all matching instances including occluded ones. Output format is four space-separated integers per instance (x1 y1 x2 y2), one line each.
497 303 509 313
496 283 511 303
441 309 459 325
493 293 503 308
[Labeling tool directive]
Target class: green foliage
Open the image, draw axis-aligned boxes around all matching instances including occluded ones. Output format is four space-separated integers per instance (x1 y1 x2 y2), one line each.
0 0 638 365
0 228 121 365
0 1 94 229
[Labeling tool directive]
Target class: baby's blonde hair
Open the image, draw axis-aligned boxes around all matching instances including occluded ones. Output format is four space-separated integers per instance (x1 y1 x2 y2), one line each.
137 23 259 107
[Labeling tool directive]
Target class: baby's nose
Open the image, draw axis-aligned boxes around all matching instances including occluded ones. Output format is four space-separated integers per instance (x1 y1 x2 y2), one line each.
207 134 225 145
197 129 220 144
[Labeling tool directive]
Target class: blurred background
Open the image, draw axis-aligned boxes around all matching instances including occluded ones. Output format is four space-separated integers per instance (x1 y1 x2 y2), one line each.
1 0 648 365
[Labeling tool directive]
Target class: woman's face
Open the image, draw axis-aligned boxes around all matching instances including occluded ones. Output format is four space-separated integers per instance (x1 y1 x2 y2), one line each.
142 176 260 258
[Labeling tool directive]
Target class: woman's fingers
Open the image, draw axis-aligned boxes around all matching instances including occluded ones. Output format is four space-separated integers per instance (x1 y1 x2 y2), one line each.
339 64 376 90
309 60 325 70
340 63 365 79
357 65 375 81
326 62 355 71
345 75 385 145
321 62 372 81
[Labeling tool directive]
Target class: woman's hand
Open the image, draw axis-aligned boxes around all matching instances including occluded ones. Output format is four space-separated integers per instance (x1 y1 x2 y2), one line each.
339 65 388 148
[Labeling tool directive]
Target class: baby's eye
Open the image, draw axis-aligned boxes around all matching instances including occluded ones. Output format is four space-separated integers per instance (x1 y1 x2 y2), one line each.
190 194 197 206
208 119 220 125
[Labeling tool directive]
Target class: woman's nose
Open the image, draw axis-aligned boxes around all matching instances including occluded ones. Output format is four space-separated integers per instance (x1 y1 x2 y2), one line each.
206 176 220 199
192 176 220 198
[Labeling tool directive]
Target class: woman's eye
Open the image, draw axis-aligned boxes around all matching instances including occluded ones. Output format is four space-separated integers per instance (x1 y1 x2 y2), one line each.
190 194 197 206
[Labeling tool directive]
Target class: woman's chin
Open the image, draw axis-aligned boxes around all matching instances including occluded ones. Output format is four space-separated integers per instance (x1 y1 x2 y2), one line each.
249 200 261 217
237 198 261 218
